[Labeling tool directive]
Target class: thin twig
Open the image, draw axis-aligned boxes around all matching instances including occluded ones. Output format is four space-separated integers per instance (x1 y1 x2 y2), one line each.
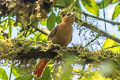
102 0 107 31
79 11 120 25
67 0 78 14
8 61 13 80
85 35 99 47
76 18 120 43
104 45 120 49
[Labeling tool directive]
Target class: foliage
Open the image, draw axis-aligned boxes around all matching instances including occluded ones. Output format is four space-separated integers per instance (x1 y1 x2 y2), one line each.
0 67 8 80
81 71 111 80
112 3 120 20
0 0 120 80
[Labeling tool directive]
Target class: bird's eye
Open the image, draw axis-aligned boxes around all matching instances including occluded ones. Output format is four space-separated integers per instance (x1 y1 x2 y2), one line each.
66 13 71 16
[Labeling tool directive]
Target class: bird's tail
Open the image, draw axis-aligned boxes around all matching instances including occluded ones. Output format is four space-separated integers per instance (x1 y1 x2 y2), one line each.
33 58 50 78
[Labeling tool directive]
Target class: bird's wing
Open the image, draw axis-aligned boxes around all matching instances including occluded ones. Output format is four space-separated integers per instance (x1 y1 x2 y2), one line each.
48 25 58 39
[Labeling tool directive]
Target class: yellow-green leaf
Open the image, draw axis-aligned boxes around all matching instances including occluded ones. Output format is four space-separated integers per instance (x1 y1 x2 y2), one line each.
8 17 12 38
99 0 112 8
40 19 47 25
0 67 8 80
12 66 20 77
102 37 120 53
81 0 99 16
112 3 120 20
81 71 111 80
15 74 33 80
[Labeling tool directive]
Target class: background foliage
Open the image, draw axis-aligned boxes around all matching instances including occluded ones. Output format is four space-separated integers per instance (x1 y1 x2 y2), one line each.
0 0 120 80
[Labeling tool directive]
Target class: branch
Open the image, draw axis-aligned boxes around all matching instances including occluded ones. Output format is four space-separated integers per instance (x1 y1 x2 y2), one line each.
35 27 50 36
76 18 120 43
104 45 120 49
85 35 100 47
80 11 120 25
0 39 120 66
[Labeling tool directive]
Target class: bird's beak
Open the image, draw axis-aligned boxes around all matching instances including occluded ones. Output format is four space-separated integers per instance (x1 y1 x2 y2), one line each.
71 12 76 16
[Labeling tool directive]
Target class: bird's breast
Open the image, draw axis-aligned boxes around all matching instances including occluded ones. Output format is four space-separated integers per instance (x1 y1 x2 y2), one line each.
52 24 73 46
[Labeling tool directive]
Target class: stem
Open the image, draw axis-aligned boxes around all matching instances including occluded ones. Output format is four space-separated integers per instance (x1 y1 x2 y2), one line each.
8 61 13 80
102 0 107 31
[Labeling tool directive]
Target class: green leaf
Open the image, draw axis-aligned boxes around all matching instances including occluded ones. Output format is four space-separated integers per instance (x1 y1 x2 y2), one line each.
56 16 61 24
0 19 7 24
56 0 74 7
75 0 81 9
15 74 33 80
64 0 74 7
34 32 48 42
12 66 20 77
41 65 52 80
112 3 120 20
3 60 9 66
56 0 66 7
112 0 120 3
40 19 47 25
47 12 56 31
0 35 4 40
81 0 99 16
34 32 41 41
118 25 120 31
2 20 8 30
0 67 8 80
99 0 112 8
8 17 12 38
35 65 52 80
102 36 120 53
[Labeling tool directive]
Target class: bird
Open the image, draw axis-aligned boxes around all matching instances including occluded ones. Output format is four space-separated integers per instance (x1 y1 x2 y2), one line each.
33 12 75 78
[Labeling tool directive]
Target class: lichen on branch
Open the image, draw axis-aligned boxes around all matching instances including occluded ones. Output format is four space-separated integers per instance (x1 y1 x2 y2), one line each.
0 39 120 67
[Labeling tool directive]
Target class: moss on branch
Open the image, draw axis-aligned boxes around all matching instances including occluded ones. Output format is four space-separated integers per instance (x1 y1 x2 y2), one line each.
0 39 120 66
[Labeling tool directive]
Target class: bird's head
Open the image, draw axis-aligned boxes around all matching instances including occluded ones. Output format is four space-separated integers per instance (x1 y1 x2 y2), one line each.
62 12 76 24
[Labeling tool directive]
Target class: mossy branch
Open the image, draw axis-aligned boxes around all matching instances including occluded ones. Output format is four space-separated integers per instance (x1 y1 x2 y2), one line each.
0 39 120 66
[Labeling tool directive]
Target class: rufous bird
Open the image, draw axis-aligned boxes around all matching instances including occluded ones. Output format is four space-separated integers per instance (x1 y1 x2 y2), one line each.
33 12 75 78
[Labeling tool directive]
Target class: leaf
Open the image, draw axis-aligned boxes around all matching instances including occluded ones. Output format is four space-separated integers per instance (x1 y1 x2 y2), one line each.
0 19 7 24
81 71 111 80
47 12 56 31
112 3 120 20
74 0 81 9
41 65 52 80
34 32 48 42
3 60 9 66
99 0 112 8
12 66 20 77
56 0 66 7
81 0 99 16
2 20 8 30
0 35 4 40
35 65 52 80
15 74 33 80
112 0 120 3
0 67 8 80
118 25 120 31
56 16 61 24
102 37 120 53
56 0 73 7
73 68 81 73
64 0 74 7
40 19 47 25
8 17 12 38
